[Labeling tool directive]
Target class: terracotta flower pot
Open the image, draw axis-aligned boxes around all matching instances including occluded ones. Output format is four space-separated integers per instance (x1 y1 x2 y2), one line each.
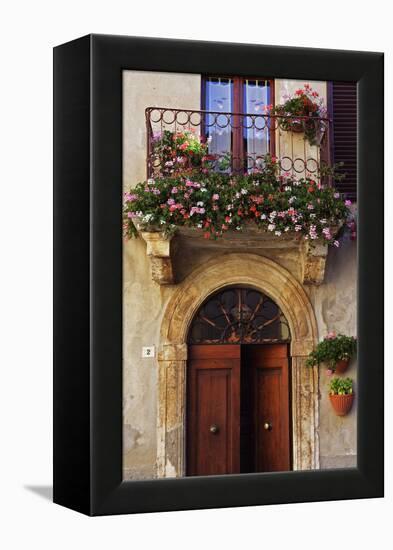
329 393 354 416
290 118 304 132
334 358 350 374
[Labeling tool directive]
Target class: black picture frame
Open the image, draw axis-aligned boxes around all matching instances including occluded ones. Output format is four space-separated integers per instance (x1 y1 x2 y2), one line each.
53 34 384 516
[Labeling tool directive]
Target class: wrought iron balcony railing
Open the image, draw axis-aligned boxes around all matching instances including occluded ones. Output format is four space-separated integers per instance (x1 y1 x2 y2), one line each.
146 107 331 179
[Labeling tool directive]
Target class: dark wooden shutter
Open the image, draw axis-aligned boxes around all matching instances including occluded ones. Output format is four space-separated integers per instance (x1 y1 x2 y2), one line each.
330 82 357 200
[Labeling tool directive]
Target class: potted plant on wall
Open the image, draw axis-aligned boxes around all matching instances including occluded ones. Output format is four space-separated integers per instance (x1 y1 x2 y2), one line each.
329 377 354 416
305 332 357 374
269 84 327 145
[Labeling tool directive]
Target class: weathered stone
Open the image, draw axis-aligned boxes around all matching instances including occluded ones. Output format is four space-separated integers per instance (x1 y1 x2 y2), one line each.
140 228 331 286
140 232 175 285
302 241 328 285
157 253 320 476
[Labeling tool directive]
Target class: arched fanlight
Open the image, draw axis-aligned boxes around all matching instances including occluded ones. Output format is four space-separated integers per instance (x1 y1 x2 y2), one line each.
188 287 290 344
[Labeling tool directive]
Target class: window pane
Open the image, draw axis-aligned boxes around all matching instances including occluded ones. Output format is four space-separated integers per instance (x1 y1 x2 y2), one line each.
243 80 271 170
204 78 233 163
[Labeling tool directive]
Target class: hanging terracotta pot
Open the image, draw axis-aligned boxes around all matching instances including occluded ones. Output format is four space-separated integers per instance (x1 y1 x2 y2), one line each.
289 118 304 132
334 358 350 374
329 393 354 416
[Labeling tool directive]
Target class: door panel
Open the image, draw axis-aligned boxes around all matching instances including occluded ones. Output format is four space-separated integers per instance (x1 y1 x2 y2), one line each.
187 344 290 475
244 345 291 472
187 345 240 476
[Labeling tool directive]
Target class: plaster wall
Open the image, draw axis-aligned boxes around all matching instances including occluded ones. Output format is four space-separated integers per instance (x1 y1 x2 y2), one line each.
122 70 201 479
122 72 356 480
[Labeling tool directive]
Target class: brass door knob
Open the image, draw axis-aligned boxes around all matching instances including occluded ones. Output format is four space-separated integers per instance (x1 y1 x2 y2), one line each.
263 422 272 431
209 423 219 434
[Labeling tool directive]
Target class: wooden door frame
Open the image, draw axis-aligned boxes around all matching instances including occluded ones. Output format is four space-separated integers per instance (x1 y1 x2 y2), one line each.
157 254 319 478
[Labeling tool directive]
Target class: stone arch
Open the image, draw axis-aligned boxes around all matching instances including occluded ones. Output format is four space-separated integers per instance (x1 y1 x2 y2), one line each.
157 253 319 477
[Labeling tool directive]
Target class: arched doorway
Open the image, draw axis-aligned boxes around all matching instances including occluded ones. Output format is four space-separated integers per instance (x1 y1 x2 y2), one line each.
157 253 319 478
186 287 292 476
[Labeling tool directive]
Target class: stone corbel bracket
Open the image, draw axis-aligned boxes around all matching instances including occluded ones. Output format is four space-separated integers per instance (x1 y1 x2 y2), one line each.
140 231 174 285
139 228 330 286
301 241 328 285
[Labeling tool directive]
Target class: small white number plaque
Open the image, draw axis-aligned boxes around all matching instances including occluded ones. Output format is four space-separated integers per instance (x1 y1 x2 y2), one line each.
142 346 155 358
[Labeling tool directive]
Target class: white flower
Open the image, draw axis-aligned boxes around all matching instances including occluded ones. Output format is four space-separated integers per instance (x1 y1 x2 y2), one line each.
200 188 207 193
147 178 155 185
143 213 154 223
284 226 290 232
197 223 202 228
275 230 282 236
268 223 276 231
241 188 248 195
235 192 241 199
270 211 277 218
160 219 166 225
284 186 291 191
261 214 267 220
197 201 204 207
310 213 316 218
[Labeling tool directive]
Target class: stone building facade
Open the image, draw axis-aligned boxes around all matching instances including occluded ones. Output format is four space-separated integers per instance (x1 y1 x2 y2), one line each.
122 70 357 480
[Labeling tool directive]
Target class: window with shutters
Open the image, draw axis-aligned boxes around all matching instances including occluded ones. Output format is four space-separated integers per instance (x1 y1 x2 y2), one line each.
329 82 357 200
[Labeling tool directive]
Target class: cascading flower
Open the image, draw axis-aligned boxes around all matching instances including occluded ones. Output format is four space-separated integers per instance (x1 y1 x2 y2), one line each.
123 154 351 242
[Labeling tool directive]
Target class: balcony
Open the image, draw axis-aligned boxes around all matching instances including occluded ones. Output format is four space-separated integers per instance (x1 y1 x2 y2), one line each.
145 106 331 180
131 107 338 287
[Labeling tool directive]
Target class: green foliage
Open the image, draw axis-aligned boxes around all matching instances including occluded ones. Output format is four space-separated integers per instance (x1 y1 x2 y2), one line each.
306 333 357 370
151 129 209 175
329 377 353 395
272 84 327 145
123 154 351 243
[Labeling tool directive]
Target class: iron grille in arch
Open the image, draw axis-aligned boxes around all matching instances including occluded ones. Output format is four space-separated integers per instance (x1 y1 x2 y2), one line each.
188 287 290 344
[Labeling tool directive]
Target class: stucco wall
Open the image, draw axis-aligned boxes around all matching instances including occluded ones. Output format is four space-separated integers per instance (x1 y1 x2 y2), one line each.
123 71 201 479
308 232 357 468
122 72 356 480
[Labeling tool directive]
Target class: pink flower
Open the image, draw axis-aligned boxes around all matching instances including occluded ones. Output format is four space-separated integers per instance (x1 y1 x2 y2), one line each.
171 187 178 194
212 194 219 201
334 240 340 247
325 331 336 340
124 193 137 202
167 198 175 205
345 199 352 206
334 192 340 199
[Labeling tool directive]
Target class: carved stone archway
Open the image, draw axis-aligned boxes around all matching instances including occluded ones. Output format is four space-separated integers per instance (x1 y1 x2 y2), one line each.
157 253 319 477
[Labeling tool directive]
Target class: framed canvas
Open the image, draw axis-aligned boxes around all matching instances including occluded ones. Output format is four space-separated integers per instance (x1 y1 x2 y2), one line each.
53 34 384 515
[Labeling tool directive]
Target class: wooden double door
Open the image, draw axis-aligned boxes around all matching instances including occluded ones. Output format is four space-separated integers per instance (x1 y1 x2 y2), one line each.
186 344 291 476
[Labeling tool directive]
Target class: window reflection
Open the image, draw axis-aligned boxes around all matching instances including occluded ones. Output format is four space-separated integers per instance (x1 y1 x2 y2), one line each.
204 78 233 164
243 80 271 170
